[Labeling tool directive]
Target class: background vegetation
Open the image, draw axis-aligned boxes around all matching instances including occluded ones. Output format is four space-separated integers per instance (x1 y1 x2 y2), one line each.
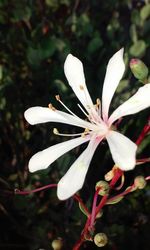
0 0 150 249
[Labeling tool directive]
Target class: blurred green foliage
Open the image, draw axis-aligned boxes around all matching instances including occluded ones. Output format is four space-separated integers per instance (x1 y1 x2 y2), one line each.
0 0 150 249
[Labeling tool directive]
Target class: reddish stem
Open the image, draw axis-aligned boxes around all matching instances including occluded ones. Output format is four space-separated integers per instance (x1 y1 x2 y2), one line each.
136 158 150 163
107 185 134 203
90 187 101 228
74 194 90 216
95 194 108 215
136 118 150 145
95 169 122 216
73 169 123 250
108 175 150 203
15 184 57 195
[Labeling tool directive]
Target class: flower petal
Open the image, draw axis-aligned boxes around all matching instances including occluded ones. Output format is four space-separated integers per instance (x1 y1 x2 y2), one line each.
24 106 97 130
106 130 137 171
57 136 102 200
28 136 90 172
109 84 150 124
64 54 97 116
102 48 125 121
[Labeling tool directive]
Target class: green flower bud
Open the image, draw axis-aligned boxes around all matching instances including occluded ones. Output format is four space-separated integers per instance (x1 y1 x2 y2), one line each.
130 58 149 81
134 176 146 189
51 238 63 250
94 233 108 247
95 181 110 196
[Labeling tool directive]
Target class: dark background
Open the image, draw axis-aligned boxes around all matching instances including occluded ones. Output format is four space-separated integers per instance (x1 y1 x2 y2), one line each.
0 0 150 249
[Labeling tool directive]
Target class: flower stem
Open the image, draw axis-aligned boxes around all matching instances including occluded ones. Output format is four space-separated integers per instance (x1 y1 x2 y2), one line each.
73 169 123 250
15 184 57 195
136 117 150 145
90 187 101 228
74 194 90 216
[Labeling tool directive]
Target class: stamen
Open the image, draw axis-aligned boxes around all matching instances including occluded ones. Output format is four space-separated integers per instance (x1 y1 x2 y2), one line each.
78 103 101 125
81 128 90 137
79 85 84 90
15 184 57 195
55 95 78 117
48 103 56 111
53 128 59 135
78 84 96 118
77 103 89 118
53 127 86 137
96 98 101 107
95 98 101 116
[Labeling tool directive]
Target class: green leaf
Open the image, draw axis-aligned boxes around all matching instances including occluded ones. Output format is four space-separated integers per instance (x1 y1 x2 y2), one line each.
116 79 129 93
27 47 43 68
27 39 56 68
137 136 150 154
87 35 103 54
40 37 56 58
0 65 3 80
45 0 58 10
12 6 31 22
131 9 140 25
130 24 138 43
54 79 68 93
140 4 150 21
129 40 146 57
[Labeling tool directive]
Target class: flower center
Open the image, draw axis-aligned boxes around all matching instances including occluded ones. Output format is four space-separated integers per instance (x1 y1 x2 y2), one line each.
94 122 110 138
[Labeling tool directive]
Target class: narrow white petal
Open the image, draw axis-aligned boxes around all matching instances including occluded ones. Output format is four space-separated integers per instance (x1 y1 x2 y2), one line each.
109 83 150 124
57 136 103 200
64 54 97 116
106 131 137 171
25 107 69 125
102 49 125 121
29 136 90 172
24 106 97 130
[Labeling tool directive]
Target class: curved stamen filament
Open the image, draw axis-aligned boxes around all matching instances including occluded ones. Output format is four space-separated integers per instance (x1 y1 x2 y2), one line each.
77 103 89 118
55 95 78 118
96 98 101 116
48 103 56 111
53 128 90 137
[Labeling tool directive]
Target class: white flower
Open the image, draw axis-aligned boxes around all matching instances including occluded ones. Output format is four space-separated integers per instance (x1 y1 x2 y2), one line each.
24 49 150 200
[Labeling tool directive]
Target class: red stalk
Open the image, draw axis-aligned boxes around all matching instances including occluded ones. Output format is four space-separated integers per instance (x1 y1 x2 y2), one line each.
15 184 57 195
136 117 150 145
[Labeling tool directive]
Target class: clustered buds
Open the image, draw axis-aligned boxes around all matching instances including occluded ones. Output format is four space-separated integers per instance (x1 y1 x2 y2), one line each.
134 176 147 189
94 233 108 247
130 58 149 82
95 181 110 196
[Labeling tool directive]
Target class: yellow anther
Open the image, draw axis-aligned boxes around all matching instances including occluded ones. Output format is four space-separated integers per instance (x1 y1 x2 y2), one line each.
48 103 56 111
79 85 84 90
55 95 60 101
53 128 59 135
81 128 90 137
96 98 101 106
104 169 114 181
85 128 90 133
105 165 118 181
